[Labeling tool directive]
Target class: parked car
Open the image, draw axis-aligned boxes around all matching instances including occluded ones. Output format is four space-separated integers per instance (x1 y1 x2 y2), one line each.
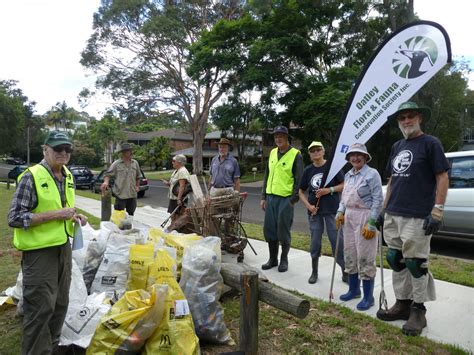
91 168 149 198
69 165 94 189
5 156 26 165
442 150 474 239
8 165 29 181
382 150 474 240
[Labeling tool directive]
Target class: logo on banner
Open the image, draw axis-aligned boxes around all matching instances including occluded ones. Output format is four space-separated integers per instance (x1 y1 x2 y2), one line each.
392 150 413 173
392 36 438 79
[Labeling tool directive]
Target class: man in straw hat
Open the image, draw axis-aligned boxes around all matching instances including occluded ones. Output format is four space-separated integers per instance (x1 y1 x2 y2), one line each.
101 142 142 216
209 137 241 197
260 125 303 272
375 102 449 336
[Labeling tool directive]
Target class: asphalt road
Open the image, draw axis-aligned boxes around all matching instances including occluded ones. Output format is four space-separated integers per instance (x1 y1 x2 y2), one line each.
1 163 472 260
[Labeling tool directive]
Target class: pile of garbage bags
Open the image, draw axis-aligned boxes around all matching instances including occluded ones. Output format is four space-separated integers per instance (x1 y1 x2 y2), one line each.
3 211 234 353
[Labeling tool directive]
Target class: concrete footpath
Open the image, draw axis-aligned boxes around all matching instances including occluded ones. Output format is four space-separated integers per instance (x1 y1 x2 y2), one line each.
76 196 473 352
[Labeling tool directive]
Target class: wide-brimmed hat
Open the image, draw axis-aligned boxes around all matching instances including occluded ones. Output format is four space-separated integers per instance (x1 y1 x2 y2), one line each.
345 143 372 162
272 125 289 135
118 142 134 152
173 154 187 164
217 138 232 147
388 101 431 121
44 131 73 147
307 141 324 151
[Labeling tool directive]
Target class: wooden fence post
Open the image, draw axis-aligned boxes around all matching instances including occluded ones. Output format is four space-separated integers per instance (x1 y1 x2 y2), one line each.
101 190 112 221
240 271 258 354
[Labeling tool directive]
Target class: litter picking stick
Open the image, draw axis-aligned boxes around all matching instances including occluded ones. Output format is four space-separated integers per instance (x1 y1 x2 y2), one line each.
160 205 180 229
378 228 388 310
160 195 189 229
329 227 342 302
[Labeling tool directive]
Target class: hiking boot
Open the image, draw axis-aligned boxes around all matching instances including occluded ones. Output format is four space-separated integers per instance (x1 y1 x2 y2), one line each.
261 241 279 270
278 244 290 272
376 299 412 321
339 273 361 301
308 257 319 284
402 305 427 336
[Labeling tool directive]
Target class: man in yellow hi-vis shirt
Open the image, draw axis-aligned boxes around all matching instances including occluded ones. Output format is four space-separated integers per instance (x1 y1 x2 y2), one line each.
260 126 303 272
8 131 87 354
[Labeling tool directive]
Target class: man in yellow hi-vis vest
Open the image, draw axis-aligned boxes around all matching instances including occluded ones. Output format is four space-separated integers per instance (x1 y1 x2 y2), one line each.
260 126 303 272
8 131 87 355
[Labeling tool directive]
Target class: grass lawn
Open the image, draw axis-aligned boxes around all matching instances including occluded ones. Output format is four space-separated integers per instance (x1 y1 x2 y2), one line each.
243 223 474 288
0 184 470 354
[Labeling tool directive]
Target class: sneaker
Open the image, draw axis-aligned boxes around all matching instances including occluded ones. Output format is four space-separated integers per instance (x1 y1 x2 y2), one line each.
376 299 412 321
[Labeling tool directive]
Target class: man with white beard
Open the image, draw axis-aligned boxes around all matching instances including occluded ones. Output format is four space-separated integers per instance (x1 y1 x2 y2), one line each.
375 102 449 337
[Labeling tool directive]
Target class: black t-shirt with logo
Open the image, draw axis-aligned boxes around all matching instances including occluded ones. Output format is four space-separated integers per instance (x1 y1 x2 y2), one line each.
385 134 449 218
299 162 344 215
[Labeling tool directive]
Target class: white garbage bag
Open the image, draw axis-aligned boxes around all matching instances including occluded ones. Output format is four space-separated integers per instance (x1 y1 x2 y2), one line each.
59 292 111 348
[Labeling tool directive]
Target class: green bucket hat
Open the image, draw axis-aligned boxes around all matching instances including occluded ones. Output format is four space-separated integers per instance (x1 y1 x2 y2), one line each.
388 101 431 121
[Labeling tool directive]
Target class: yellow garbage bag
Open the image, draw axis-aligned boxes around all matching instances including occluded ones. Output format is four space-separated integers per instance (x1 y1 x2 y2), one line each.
149 248 178 283
162 233 202 278
127 243 155 291
110 210 127 226
143 249 199 354
87 284 168 354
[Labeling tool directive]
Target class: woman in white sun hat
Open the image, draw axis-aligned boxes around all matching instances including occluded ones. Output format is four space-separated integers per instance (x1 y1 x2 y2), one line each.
336 143 383 311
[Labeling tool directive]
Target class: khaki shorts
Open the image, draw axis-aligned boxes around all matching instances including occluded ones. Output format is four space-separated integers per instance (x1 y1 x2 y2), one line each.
383 213 432 259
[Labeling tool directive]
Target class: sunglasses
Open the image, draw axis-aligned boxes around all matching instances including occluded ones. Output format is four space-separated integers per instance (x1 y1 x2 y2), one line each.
52 145 73 153
309 148 323 153
397 112 418 121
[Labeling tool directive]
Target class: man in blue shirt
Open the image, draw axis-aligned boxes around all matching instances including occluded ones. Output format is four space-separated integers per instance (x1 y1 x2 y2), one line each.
209 138 241 196
376 102 449 336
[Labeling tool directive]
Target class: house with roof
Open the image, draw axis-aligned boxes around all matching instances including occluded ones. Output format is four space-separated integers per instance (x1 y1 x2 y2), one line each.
124 128 193 152
171 130 262 168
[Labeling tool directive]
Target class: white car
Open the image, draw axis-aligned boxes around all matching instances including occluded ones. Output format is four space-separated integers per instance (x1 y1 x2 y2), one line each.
382 150 474 240
442 150 474 239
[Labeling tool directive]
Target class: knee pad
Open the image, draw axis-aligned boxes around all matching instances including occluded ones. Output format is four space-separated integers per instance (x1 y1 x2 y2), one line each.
386 248 406 272
405 258 428 278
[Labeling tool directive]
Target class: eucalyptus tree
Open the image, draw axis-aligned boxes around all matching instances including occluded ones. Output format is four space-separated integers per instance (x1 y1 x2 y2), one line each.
81 0 244 174
189 1 411 149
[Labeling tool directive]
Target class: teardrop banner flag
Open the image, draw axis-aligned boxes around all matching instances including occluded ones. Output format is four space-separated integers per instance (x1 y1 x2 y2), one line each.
324 21 451 186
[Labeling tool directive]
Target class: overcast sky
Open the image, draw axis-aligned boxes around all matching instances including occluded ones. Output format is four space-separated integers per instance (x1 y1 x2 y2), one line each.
0 0 472 119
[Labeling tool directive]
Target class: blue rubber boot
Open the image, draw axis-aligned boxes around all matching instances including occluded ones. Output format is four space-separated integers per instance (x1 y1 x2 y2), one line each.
357 279 375 311
339 273 361 301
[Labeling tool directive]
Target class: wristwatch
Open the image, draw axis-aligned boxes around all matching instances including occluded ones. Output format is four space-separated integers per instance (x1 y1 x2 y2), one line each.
329 187 335 195
434 204 444 210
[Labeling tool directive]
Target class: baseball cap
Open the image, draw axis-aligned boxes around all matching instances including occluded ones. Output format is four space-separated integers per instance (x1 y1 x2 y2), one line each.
272 126 289 135
44 131 73 147
307 141 324 151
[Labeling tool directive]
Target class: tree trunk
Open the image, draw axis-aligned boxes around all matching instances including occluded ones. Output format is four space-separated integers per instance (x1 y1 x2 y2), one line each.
192 117 207 175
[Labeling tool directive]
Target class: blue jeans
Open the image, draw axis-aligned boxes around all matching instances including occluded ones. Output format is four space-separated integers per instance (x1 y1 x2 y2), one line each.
308 214 344 268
